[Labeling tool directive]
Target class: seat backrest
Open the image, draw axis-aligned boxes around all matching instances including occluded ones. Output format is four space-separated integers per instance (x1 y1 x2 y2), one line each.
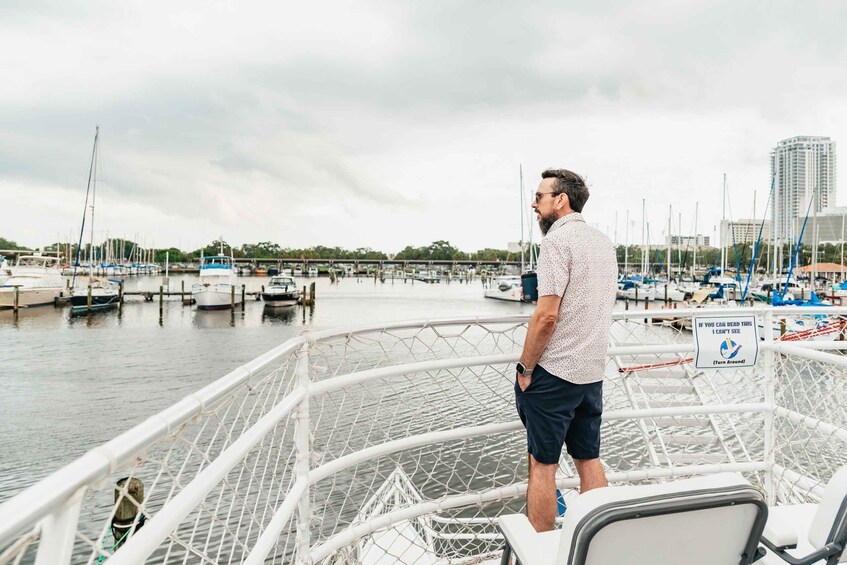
557 473 768 565
809 466 847 553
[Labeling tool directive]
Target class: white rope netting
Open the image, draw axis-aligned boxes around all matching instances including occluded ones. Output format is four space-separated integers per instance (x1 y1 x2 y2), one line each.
2 309 847 564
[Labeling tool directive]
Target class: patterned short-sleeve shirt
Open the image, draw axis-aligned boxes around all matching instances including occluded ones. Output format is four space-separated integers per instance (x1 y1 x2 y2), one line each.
535 212 617 384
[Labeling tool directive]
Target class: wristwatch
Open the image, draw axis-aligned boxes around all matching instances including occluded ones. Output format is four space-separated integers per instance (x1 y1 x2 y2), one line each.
516 363 534 377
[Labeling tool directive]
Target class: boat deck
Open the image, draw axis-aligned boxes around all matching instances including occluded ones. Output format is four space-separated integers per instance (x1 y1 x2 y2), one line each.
1 307 846 563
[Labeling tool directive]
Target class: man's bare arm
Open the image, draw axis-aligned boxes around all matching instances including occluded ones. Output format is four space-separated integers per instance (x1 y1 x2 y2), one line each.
517 295 562 390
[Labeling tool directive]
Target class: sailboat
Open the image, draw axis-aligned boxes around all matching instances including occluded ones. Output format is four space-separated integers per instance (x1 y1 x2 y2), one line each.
70 127 121 313
484 166 533 302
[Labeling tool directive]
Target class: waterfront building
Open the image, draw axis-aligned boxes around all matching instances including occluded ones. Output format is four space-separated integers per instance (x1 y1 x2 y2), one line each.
770 136 837 248
793 206 847 244
665 234 710 248
719 219 771 248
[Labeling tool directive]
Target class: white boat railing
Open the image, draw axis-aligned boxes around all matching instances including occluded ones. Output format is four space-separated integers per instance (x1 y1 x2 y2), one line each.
2 308 847 564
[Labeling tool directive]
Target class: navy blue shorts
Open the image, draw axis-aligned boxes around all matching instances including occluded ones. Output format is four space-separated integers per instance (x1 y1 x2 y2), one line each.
514 364 603 464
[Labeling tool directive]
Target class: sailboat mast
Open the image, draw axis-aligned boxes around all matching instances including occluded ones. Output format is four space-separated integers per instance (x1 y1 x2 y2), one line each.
641 199 646 276
614 211 618 274
89 126 99 273
624 210 629 276
667 205 672 280
841 214 845 283
519 165 525 272
720 174 727 278
693 202 699 280
678 212 682 279
812 184 818 285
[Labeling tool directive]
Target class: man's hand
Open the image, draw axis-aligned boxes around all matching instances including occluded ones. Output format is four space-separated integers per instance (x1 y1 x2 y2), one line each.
517 372 532 392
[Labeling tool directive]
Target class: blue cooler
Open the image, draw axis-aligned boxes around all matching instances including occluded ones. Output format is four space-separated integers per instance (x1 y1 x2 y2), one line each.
521 272 538 303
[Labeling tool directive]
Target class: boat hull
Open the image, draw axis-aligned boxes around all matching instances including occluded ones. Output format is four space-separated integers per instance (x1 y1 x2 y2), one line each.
483 289 522 302
192 285 244 310
0 287 63 309
70 293 119 312
262 293 299 307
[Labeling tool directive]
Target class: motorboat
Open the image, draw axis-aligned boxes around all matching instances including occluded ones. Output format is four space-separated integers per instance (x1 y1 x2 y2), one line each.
69 277 121 313
308 267 319 277
616 280 656 301
0 255 65 309
255 267 267 277
8 307 847 565
484 275 522 301
261 275 301 307
192 255 242 310
414 270 441 283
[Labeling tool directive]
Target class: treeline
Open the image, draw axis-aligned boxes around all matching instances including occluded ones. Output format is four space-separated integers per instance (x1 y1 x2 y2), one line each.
194 239 521 262
22 238 521 263
10 235 847 270
618 243 847 273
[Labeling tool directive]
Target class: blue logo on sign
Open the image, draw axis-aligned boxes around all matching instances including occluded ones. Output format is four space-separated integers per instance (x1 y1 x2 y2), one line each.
720 338 742 360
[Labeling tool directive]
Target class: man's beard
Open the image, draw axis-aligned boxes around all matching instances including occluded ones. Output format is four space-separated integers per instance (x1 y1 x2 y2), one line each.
538 213 557 236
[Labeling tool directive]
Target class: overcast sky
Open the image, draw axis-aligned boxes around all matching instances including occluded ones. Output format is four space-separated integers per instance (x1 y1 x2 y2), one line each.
1 0 845 253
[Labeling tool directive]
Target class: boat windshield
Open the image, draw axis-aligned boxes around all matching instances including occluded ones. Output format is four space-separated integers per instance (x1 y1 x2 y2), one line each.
15 256 57 268
270 277 295 286
201 256 232 268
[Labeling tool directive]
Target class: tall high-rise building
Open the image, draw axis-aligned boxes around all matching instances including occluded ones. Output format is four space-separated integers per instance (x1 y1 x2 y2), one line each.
770 136 837 247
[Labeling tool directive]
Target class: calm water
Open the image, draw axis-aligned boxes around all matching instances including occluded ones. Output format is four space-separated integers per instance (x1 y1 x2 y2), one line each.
0 275 535 504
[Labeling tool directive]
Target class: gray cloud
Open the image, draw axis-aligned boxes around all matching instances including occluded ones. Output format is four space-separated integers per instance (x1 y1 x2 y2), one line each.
0 0 846 250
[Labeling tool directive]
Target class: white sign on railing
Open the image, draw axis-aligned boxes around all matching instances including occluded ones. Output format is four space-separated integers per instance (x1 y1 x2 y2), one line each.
693 315 759 369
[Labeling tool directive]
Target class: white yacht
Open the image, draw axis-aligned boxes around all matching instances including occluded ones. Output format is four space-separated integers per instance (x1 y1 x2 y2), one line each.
484 275 523 301
0 255 65 309
0 257 11 286
191 255 242 310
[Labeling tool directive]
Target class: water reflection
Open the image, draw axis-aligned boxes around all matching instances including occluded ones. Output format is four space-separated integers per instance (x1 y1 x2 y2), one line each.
68 307 122 328
193 309 239 329
261 305 297 325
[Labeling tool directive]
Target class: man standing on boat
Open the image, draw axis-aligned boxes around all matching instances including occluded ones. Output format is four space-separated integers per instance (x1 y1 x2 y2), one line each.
514 168 617 532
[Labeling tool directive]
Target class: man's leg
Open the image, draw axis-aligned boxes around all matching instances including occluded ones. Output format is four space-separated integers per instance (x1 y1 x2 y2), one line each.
527 454 558 532
573 457 607 493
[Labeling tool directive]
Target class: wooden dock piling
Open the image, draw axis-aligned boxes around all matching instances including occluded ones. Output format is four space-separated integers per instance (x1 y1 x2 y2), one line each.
310 282 316 306
13 286 19 313
159 286 164 319
87 285 93 313
230 286 235 310
112 477 145 549
241 285 245 311
644 296 650 325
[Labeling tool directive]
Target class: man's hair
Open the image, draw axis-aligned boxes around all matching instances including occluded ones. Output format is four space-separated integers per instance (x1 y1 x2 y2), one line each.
541 169 589 213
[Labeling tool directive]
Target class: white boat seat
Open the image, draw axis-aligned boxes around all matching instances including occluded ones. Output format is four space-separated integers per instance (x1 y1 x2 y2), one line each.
498 472 767 565
760 466 847 564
